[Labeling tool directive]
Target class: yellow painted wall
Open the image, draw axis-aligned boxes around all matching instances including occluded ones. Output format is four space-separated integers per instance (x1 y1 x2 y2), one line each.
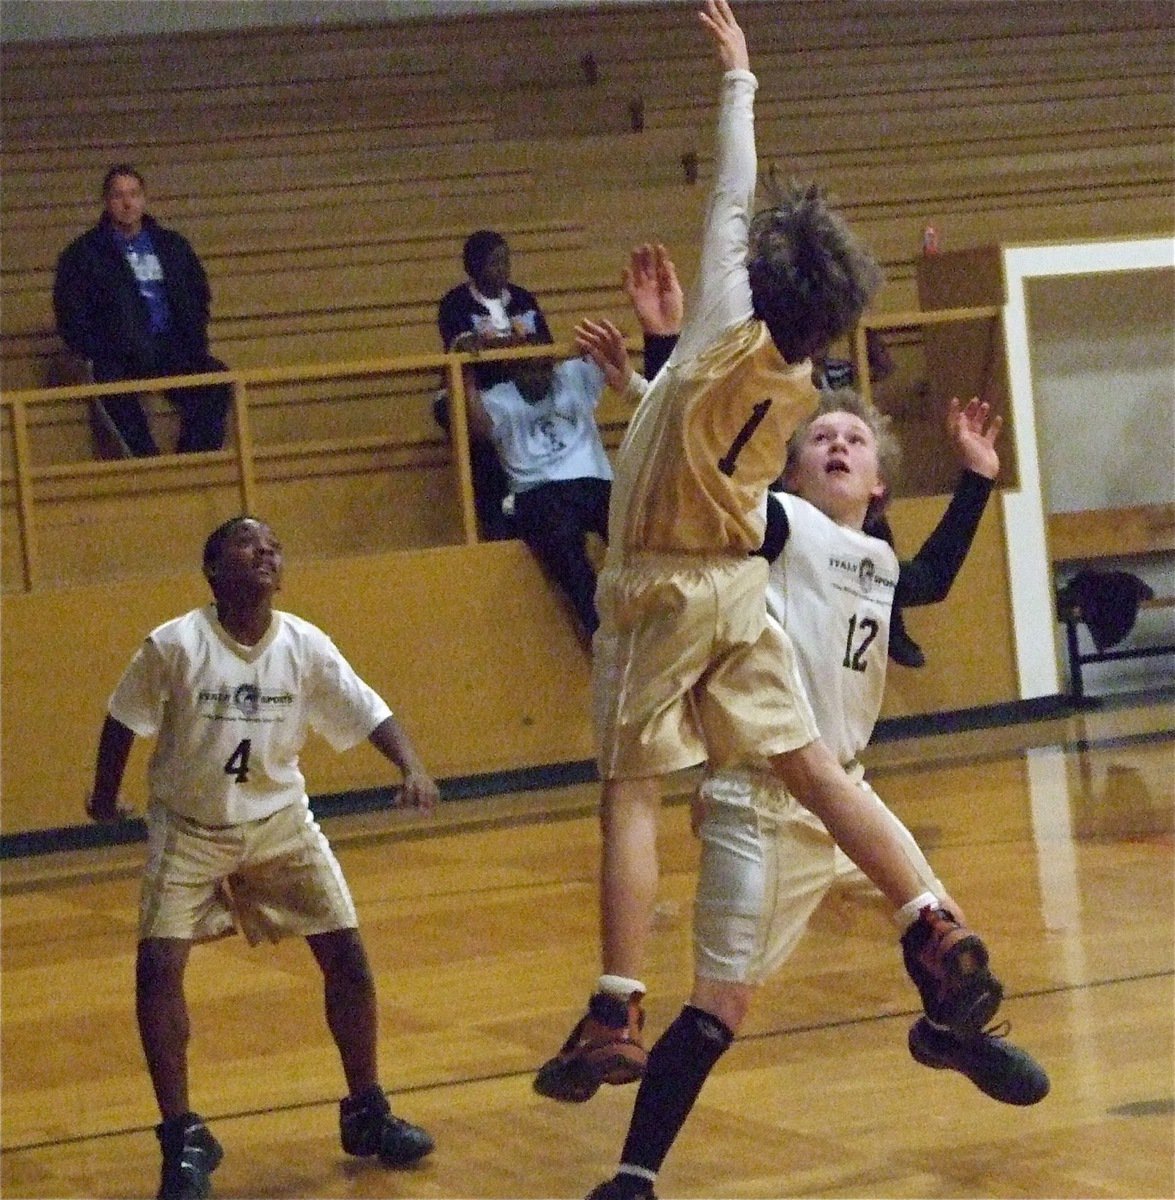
1 492 1019 838
882 493 1018 717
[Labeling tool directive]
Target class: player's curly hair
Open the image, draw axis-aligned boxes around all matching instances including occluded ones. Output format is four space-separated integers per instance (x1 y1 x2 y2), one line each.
784 387 901 506
748 175 883 364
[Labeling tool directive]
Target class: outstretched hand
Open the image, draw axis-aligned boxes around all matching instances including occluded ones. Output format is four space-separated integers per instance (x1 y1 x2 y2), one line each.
698 0 749 73
574 318 633 391
946 396 1002 479
622 243 683 337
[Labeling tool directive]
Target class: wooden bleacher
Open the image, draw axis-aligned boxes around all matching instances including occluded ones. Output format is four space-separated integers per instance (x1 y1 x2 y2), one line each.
3 2 1172 389
1 0 1172 577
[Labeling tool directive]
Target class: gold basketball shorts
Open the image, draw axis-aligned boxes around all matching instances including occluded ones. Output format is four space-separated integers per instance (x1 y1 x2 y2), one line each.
139 799 358 945
692 771 943 985
593 553 819 780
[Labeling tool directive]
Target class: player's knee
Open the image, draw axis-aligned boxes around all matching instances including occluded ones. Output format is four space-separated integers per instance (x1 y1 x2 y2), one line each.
135 938 189 998
312 928 374 990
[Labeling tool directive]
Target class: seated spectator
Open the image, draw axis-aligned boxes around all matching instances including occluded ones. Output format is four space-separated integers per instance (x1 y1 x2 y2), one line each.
53 164 232 458
814 327 895 391
438 229 553 377
465 336 617 636
436 230 553 540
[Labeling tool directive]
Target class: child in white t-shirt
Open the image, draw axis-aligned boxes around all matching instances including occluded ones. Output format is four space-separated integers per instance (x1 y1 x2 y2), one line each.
86 516 437 1199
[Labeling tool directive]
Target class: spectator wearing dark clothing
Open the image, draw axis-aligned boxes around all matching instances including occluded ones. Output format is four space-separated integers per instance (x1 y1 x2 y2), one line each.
53 164 231 457
437 230 553 387
435 230 553 539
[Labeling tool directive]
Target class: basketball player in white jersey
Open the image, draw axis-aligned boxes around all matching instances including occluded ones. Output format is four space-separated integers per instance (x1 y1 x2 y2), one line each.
85 516 436 1200
575 255 1048 1200
535 0 1004 1112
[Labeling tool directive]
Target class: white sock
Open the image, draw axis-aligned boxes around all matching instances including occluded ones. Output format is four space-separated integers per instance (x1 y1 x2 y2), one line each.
895 891 941 932
597 973 646 998
617 1164 658 1184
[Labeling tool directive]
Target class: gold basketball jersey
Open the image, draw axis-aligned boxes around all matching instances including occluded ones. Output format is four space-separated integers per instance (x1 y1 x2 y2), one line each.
608 319 818 560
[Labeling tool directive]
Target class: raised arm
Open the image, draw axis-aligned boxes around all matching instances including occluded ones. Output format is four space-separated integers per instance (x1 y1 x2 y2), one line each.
675 0 758 362
947 395 1002 480
574 318 634 394
623 243 684 337
622 242 684 382
896 397 1001 607
579 243 685 396
698 0 749 73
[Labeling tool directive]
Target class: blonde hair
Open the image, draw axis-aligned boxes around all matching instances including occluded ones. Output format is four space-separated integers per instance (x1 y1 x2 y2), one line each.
784 388 901 513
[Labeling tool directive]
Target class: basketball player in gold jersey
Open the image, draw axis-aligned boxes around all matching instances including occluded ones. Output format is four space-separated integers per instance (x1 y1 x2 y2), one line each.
575 295 1048 1198
535 0 1005 1111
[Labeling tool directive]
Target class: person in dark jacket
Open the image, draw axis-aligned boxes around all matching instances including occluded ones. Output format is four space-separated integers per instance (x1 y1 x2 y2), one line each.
437 230 552 386
53 164 231 457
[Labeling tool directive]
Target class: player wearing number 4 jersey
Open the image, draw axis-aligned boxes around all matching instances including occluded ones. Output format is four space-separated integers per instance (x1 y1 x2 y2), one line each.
535 0 1008 1121
86 516 436 1200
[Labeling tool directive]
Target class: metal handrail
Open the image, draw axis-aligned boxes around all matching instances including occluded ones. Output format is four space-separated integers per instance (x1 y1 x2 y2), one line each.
0 338 630 591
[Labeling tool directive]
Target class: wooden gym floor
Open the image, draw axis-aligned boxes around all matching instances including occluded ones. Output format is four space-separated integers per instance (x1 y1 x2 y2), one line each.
2 693 1172 1199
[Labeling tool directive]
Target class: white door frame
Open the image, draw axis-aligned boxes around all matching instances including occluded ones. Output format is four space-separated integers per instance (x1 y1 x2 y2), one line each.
999 236 1175 698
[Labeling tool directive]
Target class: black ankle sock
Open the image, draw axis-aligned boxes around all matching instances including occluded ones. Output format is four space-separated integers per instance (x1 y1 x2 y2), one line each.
606 1172 656 1200
343 1084 386 1114
619 1004 733 1173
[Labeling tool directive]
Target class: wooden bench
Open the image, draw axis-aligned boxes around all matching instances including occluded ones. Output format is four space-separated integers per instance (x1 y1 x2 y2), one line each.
1049 503 1175 701
2 4 1168 114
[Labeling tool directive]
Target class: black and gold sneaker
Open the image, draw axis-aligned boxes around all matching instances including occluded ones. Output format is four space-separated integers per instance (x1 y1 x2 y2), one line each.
901 905 1003 1036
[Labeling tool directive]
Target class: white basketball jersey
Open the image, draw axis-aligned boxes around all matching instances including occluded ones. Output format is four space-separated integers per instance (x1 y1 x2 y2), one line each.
109 605 392 825
769 493 898 765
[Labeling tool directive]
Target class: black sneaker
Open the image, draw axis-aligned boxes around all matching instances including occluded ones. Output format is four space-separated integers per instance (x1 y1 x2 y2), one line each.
339 1085 434 1167
908 1017 1049 1105
586 1173 658 1200
901 905 1003 1036
155 1113 223 1200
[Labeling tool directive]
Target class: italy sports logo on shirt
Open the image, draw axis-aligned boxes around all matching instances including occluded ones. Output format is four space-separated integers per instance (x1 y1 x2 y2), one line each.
828 553 896 601
197 684 295 722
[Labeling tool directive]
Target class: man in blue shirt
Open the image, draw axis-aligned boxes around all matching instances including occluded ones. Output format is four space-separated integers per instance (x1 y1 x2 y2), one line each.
54 164 232 457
